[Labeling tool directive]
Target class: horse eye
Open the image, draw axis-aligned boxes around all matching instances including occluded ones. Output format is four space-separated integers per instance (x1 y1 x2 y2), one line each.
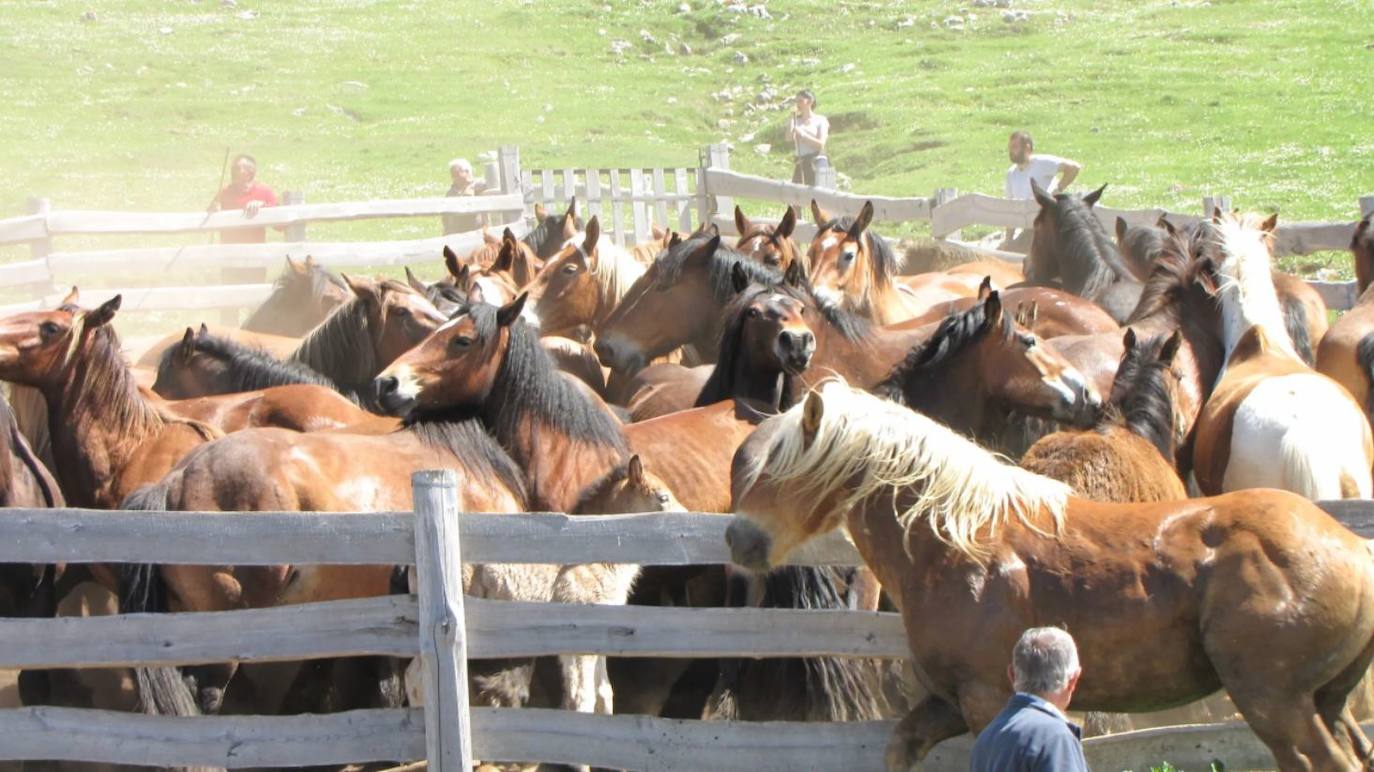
562 263 579 274
840 251 855 263
39 321 60 338
449 335 473 350
392 307 412 317
746 308 761 318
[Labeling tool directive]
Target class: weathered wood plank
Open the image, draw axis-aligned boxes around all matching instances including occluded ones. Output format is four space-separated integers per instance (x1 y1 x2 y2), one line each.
652 167 669 231
608 169 627 246
674 167 692 232
584 169 603 221
0 259 52 287
42 195 523 237
0 594 903 669
705 168 931 223
629 168 649 244
0 707 424 766
413 471 473 772
1309 279 1359 312
0 214 49 246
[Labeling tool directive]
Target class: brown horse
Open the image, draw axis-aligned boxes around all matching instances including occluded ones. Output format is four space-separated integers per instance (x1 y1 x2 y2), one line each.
728 380 1374 770
0 389 63 623
521 216 646 339
734 204 803 271
628 225 676 265
807 200 924 324
241 255 350 337
1192 212 1372 499
1025 179 1142 323
1022 329 1186 501
892 284 1118 340
1114 217 1167 281
1317 213 1374 417
521 198 584 260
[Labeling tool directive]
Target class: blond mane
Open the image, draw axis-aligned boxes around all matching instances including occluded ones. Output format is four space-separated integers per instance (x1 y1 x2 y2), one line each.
740 380 1070 560
567 232 646 308
1212 211 1296 361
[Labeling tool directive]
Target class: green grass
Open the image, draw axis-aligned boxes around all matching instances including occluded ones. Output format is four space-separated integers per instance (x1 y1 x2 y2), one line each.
1 0 1369 296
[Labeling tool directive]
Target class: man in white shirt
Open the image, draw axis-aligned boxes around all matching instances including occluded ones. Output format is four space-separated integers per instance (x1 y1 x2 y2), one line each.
1002 131 1082 248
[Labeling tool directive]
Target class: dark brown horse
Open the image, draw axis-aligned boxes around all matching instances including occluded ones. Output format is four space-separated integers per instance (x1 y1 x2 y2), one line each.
522 198 584 260
728 381 1374 770
241 255 350 337
1317 213 1374 417
1025 180 1142 323
0 389 63 623
734 204 803 271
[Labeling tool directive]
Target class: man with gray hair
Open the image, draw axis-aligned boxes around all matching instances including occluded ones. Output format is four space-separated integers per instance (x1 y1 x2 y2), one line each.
442 158 489 235
970 626 1089 771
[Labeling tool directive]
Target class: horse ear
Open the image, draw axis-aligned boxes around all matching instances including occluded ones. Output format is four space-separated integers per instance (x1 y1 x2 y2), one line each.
810 199 832 226
627 454 645 487
1211 207 1224 224
800 389 824 442
651 222 665 240
178 327 196 360
1160 330 1184 364
466 281 485 305
493 239 517 274
341 273 378 303
496 292 528 327
85 294 122 328
1030 178 1056 209
481 226 499 246
734 205 751 236
1158 216 1178 237
1260 212 1279 233
983 290 1003 326
583 216 601 256
687 235 721 266
404 266 428 295
285 255 305 275
1115 216 1128 241
304 255 317 270
198 322 209 337
566 196 578 221
848 201 875 240
1082 184 1107 207
501 226 518 244
1122 327 1138 352
533 203 547 221
777 205 798 239
444 246 463 279
977 276 992 301
60 286 79 306
731 262 750 295
668 231 683 248
783 257 808 289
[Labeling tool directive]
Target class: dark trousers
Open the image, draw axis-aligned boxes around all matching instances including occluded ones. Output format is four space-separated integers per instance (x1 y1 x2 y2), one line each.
792 155 826 186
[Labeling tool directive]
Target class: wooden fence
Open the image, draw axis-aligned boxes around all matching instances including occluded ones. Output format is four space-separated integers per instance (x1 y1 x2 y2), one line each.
1 474 1373 769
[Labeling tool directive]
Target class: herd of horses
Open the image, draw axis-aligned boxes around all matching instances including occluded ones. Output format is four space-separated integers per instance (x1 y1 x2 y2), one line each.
2 181 1374 771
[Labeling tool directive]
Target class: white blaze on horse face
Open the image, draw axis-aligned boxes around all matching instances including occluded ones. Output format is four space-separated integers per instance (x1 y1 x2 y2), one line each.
388 363 422 401
521 302 542 329
819 236 839 252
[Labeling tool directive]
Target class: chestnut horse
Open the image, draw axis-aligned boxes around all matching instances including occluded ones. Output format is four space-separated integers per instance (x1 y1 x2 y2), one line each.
1192 212 1372 499
241 255 349 337
521 216 646 339
1025 179 1142 323
1318 213 1374 418
728 380 1374 770
734 204 803 271
807 200 925 324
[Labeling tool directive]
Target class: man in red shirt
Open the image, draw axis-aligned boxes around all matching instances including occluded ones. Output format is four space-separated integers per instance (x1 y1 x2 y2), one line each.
209 154 278 243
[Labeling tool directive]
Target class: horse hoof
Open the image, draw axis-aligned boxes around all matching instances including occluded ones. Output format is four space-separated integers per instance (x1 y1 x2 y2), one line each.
884 731 920 772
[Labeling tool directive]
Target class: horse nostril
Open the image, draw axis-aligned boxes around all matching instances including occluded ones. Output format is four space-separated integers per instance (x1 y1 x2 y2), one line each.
376 376 398 396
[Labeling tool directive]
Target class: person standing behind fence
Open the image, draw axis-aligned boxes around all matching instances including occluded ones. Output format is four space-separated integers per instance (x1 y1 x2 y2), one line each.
1002 131 1082 249
208 153 279 244
785 89 830 186
969 627 1089 772
442 158 490 235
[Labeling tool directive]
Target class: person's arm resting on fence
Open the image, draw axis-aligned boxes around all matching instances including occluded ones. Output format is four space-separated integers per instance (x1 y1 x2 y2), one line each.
1053 158 1082 193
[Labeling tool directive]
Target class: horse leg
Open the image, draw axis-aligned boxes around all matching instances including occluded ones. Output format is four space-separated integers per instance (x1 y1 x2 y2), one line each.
1314 640 1374 766
559 654 600 714
593 656 613 714
884 695 967 772
1228 689 1357 771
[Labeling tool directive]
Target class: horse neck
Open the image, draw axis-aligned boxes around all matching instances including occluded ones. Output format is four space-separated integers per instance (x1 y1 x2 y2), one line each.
704 349 787 410
1219 278 1294 362
807 316 915 388
899 354 990 439
289 299 376 388
43 332 165 506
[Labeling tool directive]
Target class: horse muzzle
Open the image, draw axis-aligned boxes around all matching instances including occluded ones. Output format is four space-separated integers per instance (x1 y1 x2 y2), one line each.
593 333 647 375
725 517 772 573
1055 368 1102 427
373 375 416 417
777 330 816 376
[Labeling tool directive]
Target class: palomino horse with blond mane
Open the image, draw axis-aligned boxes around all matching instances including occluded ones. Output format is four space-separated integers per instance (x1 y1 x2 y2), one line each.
727 380 1374 771
1192 212 1372 499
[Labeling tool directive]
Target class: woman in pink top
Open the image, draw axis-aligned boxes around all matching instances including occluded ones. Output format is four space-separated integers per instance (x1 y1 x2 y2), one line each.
784 89 830 186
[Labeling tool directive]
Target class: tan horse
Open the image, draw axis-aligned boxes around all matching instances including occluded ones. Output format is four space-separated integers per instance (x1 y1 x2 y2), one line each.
728 380 1374 771
521 216 646 339
734 204 804 272
1317 213 1374 418
807 200 927 324
1193 212 1372 499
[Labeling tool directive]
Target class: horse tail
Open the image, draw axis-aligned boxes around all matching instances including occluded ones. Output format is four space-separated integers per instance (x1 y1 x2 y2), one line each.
118 484 202 719
1278 417 1372 500
1281 293 1314 365
1356 333 1374 417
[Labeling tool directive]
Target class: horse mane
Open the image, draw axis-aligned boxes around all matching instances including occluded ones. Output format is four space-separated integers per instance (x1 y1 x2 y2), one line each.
586 235 647 309
64 320 166 440
466 302 628 456
401 412 529 505
1212 212 1296 359
1099 333 1179 461
817 217 902 284
873 298 1009 406
695 283 810 410
739 379 1069 562
289 293 381 389
523 211 585 258
1037 196 1130 298
158 332 342 395
655 233 783 302
1126 230 1203 323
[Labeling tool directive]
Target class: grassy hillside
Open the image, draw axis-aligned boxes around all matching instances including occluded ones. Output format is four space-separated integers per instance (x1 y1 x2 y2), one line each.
2 0 1369 266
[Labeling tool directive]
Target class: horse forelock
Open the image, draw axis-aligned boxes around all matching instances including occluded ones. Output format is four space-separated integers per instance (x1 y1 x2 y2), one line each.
746 379 1070 563
587 237 647 308
1213 213 1294 358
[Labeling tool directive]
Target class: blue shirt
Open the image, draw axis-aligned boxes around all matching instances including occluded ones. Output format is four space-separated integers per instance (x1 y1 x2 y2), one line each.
970 692 1089 772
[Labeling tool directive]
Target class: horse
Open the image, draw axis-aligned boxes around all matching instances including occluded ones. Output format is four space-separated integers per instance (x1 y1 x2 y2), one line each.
807 200 926 324
522 198 584 260
1022 329 1186 502
891 284 1119 341
0 389 63 621
727 380 1374 771
521 215 647 339
152 324 338 399
629 225 676 266
1025 179 1142 323
873 290 1100 447
1114 217 1166 281
1317 213 1374 418
241 255 349 337
1192 212 1372 499
467 226 543 289
734 204 803 271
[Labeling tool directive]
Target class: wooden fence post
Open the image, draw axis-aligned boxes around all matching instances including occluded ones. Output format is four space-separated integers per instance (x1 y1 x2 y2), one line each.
812 158 837 191
1202 195 1232 218
26 197 51 261
412 470 473 772
283 191 306 241
1360 196 1374 219
700 143 732 230
934 188 960 242
497 146 525 227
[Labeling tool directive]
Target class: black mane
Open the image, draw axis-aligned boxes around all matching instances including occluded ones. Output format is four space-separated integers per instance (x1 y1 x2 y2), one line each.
1031 194 1134 299
655 233 783 304
522 211 585 259
401 412 529 505
158 332 341 395
874 297 1008 405
1102 332 1179 461
695 283 809 411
